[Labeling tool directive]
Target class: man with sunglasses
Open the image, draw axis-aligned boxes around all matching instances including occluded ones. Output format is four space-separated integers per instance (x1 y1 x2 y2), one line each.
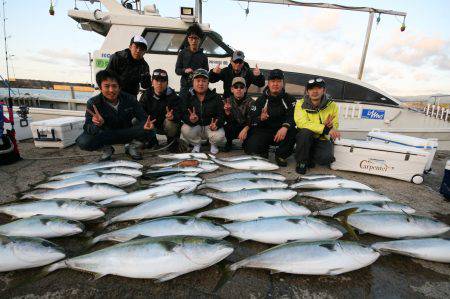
209 50 265 98
293 77 341 174
139 69 182 152
105 35 151 97
244 69 297 166
175 24 209 100
222 77 254 152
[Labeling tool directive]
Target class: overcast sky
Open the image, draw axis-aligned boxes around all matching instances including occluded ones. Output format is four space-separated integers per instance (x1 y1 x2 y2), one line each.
1 0 449 96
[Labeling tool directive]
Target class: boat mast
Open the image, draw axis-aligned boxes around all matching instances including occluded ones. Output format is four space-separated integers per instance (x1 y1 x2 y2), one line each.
2 0 11 98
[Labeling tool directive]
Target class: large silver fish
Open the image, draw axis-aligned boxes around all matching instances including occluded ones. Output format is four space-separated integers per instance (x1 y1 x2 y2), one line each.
206 189 297 203
61 160 143 173
99 181 201 207
229 240 379 275
93 216 229 244
298 174 338 180
198 179 287 192
143 167 204 179
0 235 66 272
104 194 212 226
21 183 126 201
300 188 390 203
316 201 415 217
48 167 142 181
150 176 203 186
208 156 279 171
45 236 233 281
219 155 267 162
36 173 137 189
158 153 212 160
205 171 286 183
151 159 214 168
0 199 106 221
0 216 84 238
372 238 450 263
337 210 450 239
291 178 373 191
223 216 343 244
157 172 200 180
196 200 311 221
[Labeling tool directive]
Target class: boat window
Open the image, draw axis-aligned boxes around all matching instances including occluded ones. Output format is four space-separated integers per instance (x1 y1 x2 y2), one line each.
343 82 395 105
201 36 228 56
324 78 344 100
143 31 158 48
149 32 186 53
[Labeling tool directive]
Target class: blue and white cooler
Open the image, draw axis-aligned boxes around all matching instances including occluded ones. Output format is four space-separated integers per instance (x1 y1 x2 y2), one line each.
367 129 438 172
440 160 450 200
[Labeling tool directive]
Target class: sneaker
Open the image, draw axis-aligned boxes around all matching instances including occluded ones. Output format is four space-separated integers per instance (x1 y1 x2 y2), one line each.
99 146 114 161
192 144 201 153
296 162 307 174
275 156 288 167
125 141 143 160
223 141 233 152
308 161 316 169
210 144 219 155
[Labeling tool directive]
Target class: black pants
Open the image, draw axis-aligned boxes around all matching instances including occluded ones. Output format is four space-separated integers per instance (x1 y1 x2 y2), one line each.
295 128 334 165
244 127 297 159
76 126 155 151
224 122 246 145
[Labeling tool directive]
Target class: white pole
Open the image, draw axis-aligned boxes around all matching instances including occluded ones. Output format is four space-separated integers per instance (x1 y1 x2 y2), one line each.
358 12 374 80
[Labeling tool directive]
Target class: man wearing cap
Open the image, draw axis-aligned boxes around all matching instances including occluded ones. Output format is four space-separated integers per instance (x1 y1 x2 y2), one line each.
209 50 265 98
222 77 254 152
176 24 209 100
293 77 340 174
105 34 151 97
139 69 182 152
181 69 225 154
245 69 297 166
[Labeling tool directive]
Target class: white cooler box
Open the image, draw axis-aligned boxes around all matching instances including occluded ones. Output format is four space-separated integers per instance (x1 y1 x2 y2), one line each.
331 138 429 184
367 129 438 172
30 117 84 148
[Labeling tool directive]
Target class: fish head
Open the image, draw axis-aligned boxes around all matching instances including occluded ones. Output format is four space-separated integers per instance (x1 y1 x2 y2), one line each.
341 241 380 264
280 201 311 216
180 237 234 266
12 237 66 263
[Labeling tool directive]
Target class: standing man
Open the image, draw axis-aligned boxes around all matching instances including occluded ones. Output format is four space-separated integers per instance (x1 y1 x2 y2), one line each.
244 69 297 166
175 24 209 100
181 69 225 154
222 77 253 152
76 70 156 161
105 34 151 97
294 78 340 174
139 69 182 152
209 50 265 98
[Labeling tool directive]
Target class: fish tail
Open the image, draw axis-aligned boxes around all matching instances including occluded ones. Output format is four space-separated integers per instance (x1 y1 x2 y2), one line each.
6 260 68 290
99 219 112 228
334 208 359 240
197 184 207 190
213 262 237 293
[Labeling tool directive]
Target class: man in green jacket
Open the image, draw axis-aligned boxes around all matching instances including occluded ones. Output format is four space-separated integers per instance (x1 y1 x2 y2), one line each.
293 78 341 174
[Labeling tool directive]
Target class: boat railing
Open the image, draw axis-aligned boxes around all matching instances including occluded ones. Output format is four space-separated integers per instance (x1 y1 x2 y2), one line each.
423 103 450 122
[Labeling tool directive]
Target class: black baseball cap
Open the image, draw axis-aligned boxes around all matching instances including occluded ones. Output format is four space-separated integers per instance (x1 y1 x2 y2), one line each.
306 77 326 89
152 69 168 81
268 69 284 80
232 50 245 62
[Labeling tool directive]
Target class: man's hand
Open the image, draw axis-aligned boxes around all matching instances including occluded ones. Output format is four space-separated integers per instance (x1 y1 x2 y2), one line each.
330 129 341 140
274 127 288 143
324 115 334 128
86 104 104 127
166 106 174 121
213 64 221 74
260 106 269 121
143 116 157 131
238 126 249 141
188 107 199 123
209 118 218 131
224 99 232 116
253 64 261 76
185 68 193 74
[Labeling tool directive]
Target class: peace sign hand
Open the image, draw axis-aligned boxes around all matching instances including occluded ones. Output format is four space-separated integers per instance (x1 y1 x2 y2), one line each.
188 107 199 123
209 118 219 131
86 104 104 127
260 106 269 121
166 106 174 121
143 116 157 131
253 64 261 76
213 64 221 74
224 98 232 116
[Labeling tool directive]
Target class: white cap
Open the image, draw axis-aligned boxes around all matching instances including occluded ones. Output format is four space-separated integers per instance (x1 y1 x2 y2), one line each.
131 35 148 49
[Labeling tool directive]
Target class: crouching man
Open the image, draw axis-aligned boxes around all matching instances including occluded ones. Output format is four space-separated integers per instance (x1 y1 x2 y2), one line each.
181 69 226 154
294 77 341 174
76 70 156 161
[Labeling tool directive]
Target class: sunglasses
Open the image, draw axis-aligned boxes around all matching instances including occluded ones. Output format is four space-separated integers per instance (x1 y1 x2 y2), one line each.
188 36 199 40
233 60 244 64
308 78 324 84
233 84 245 89
153 72 167 77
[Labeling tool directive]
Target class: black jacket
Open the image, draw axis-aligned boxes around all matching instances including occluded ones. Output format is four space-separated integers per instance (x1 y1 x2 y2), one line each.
249 87 297 131
225 95 253 126
182 89 224 128
139 87 181 129
83 91 147 135
105 49 151 96
209 62 265 98
175 48 209 89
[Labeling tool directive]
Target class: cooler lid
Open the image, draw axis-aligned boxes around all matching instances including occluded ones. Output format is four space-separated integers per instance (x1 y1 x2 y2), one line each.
31 117 84 127
335 138 429 155
367 129 438 149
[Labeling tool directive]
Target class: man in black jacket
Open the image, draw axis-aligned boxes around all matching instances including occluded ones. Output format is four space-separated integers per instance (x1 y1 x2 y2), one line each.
223 77 254 152
175 24 209 100
244 69 297 166
209 50 265 98
105 35 151 97
139 69 182 152
76 70 156 161
181 69 225 154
